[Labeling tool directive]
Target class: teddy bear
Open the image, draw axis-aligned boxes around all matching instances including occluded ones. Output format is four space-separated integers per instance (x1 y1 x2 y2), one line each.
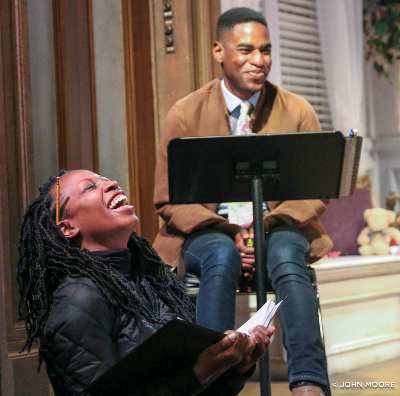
357 208 400 255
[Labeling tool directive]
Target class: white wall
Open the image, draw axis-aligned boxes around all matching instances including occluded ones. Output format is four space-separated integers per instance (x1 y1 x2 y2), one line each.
367 63 400 205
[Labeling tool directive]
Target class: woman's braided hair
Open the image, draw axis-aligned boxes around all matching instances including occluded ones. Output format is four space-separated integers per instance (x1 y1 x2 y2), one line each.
17 170 194 351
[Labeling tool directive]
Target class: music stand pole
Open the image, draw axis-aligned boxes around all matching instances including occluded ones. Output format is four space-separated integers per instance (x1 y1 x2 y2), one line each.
252 176 271 396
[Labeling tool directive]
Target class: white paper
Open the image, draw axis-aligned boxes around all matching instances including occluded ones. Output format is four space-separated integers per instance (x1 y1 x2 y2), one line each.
227 202 253 228
236 299 284 335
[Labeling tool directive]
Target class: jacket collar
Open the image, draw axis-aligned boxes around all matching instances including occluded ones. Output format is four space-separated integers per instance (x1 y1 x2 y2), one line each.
89 248 133 278
210 78 278 134
220 78 260 113
251 80 278 132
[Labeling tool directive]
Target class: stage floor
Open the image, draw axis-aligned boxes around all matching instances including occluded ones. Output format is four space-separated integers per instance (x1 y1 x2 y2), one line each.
240 358 400 396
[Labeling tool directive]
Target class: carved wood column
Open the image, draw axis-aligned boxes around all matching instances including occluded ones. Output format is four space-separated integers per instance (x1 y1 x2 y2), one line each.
122 0 158 241
191 0 222 87
0 0 48 395
53 0 98 171
0 0 33 353
151 0 221 139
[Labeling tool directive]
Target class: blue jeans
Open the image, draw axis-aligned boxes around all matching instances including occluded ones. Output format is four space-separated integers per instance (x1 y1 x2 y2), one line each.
182 226 329 391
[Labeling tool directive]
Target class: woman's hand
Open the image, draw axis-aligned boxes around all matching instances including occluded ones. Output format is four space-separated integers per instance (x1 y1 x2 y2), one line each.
193 331 248 385
235 325 275 374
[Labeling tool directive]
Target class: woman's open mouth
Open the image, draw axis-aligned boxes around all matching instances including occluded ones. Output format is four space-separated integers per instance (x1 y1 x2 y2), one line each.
108 194 128 210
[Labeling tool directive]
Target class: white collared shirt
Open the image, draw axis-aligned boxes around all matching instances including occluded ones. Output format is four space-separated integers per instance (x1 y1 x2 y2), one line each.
217 80 265 224
220 79 260 132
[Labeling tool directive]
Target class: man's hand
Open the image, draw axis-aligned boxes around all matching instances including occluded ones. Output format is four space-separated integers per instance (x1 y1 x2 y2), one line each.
234 229 255 279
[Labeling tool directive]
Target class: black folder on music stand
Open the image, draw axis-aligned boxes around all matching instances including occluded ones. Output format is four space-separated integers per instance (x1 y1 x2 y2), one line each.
167 131 362 396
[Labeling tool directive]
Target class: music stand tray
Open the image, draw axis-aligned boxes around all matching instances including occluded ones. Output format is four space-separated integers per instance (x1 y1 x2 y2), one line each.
168 131 362 204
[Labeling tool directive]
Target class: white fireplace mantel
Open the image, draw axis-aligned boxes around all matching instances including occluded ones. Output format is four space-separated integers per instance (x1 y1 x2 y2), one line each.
314 255 400 374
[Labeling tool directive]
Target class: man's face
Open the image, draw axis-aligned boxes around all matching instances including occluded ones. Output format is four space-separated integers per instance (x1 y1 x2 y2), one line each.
54 170 138 251
213 22 272 99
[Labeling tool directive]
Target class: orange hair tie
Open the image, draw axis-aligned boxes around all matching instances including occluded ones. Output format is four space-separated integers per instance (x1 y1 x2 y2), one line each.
55 177 60 224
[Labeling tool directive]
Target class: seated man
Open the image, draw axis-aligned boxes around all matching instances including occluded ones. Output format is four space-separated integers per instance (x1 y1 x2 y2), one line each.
17 169 274 396
153 7 333 396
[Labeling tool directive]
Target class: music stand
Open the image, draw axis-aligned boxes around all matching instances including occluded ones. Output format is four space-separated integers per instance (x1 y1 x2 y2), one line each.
167 131 362 396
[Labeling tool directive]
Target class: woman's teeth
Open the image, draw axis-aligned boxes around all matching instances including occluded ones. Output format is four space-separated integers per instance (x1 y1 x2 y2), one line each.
109 195 127 209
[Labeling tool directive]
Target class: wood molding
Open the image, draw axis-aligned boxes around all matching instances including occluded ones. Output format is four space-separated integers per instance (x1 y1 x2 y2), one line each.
151 0 221 136
0 0 36 393
12 0 34 207
87 0 98 172
150 0 195 136
122 0 158 241
191 0 221 88
149 0 221 234
162 0 175 53
314 256 400 283
53 0 98 171
0 0 33 346
210 0 221 79
321 290 400 309
0 0 14 387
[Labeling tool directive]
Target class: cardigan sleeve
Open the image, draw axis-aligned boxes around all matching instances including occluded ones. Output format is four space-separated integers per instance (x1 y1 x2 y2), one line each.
154 105 240 236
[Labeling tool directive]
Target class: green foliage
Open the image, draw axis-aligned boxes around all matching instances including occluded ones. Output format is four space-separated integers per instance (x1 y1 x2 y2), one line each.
364 0 400 79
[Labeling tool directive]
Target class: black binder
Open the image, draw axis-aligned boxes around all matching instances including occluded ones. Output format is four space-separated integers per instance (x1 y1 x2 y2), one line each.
86 319 224 394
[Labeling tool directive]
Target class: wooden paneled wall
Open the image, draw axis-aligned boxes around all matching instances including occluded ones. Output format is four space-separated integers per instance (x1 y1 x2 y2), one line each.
0 1 221 395
53 0 98 171
122 0 221 240
0 0 49 394
151 0 221 137
122 0 158 240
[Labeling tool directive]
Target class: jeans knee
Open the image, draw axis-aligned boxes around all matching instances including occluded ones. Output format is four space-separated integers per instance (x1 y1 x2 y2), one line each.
272 271 312 290
265 227 310 280
269 226 309 249
267 254 310 284
203 238 241 278
184 231 242 281
267 228 309 261
210 244 241 278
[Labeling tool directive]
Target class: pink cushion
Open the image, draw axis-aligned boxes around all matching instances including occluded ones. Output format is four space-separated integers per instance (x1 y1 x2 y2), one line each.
320 189 372 255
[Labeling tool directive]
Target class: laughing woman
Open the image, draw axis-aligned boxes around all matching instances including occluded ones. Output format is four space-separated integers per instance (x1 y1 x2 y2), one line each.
17 169 273 396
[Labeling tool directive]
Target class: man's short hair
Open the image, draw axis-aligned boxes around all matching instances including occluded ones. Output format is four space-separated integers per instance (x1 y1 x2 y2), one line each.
217 7 268 37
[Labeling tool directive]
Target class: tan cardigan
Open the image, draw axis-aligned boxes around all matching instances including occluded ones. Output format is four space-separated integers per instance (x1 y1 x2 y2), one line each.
153 79 333 268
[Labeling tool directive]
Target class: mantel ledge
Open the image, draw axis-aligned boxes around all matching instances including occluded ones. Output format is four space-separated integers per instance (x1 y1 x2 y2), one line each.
312 255 400 283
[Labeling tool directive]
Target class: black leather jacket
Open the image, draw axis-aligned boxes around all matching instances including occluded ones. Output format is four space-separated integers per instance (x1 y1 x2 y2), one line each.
40 250 249 395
